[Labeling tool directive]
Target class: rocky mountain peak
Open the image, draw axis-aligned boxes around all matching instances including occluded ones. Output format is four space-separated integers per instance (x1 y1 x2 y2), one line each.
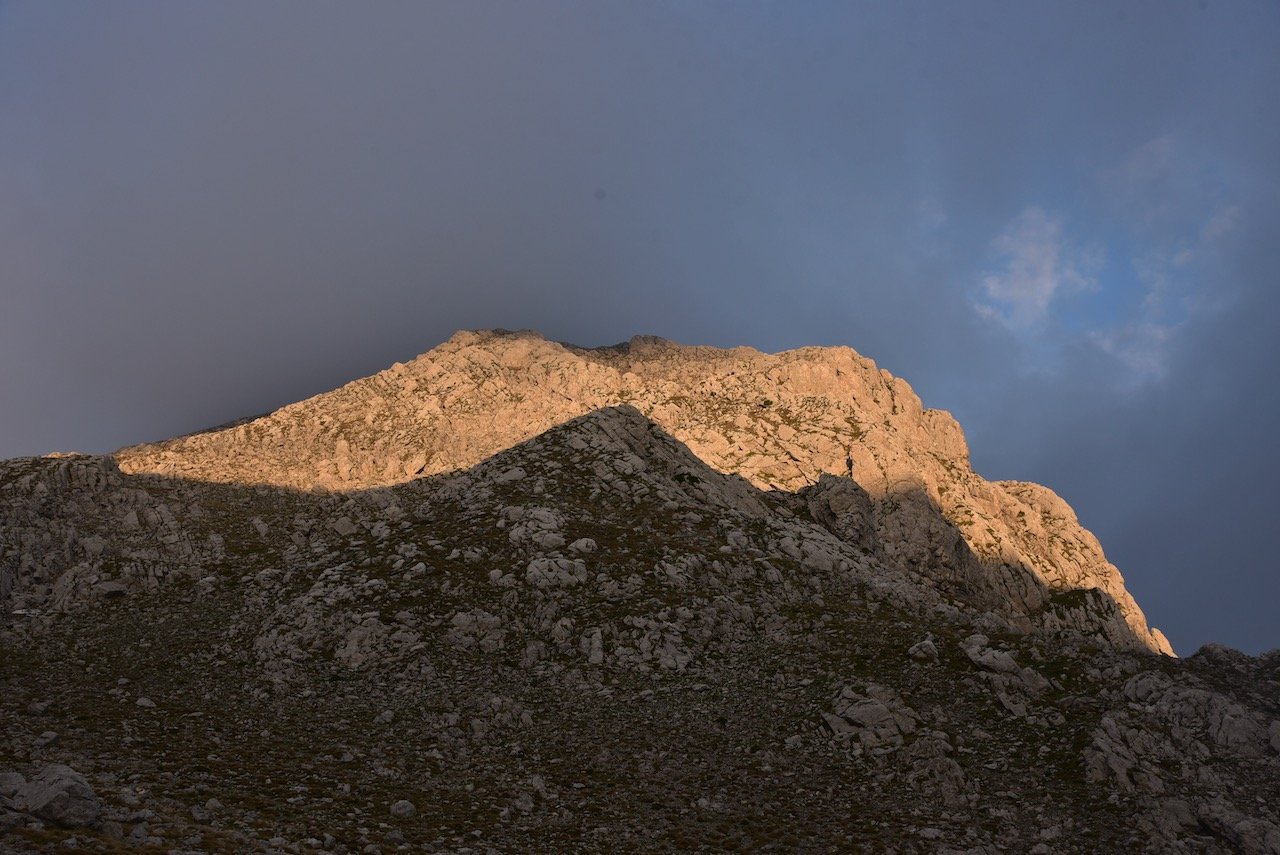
114 330 1170 655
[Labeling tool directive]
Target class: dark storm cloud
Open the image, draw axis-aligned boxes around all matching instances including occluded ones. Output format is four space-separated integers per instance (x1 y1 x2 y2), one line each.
1 2 1277 652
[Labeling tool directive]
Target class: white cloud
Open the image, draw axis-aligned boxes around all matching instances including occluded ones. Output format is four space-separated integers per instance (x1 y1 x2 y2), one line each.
971 141 1240 384
1201 205 1240 242
1124 202 1239 355
1089 322 1178 381
1107 136 1243 246
1105 135 1183 230
1080 139 1245 382
975 207 1099 329
1133 252 1175 313
1115 135 1177 189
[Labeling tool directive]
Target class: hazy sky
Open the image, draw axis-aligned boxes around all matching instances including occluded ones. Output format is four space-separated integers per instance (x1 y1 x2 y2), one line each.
2 2 1277 654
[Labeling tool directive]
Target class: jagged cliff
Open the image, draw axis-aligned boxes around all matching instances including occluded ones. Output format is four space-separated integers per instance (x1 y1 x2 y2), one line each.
3 331 1276 854
117 330 1171 654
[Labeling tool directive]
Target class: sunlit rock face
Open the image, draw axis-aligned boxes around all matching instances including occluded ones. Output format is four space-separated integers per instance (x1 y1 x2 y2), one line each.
7 331 1275 853
116 329 1171 654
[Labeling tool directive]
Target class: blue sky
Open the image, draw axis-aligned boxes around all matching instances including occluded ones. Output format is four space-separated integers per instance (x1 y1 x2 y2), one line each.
1 1 1277 653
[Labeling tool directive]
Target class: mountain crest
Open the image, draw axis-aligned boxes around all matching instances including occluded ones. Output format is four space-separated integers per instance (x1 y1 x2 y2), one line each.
112 330 1171 655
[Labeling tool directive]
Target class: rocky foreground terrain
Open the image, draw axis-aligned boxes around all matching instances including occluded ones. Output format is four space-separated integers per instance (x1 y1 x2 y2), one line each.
2 330 1277 854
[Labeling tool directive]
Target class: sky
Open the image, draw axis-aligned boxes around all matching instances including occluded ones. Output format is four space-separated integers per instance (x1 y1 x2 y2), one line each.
1 1 1277 654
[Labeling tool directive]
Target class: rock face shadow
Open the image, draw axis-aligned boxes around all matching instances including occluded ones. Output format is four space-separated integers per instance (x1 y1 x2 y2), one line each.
798 473 1150 651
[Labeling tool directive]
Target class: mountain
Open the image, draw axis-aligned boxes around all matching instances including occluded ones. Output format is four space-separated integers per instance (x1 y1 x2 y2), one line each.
114 330 1171 656
2 331 1277 854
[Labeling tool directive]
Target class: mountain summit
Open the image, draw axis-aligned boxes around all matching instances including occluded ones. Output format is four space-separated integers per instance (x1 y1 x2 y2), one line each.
3 330 1277 853
118 329 1171 655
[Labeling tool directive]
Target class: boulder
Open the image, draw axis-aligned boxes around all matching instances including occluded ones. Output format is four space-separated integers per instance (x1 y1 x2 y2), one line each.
15 764 101 827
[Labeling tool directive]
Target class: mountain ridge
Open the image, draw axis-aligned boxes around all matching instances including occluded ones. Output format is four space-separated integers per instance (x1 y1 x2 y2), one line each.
114 329 1172 655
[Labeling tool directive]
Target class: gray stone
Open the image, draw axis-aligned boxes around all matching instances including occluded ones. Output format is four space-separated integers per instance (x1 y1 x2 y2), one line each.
568 538 598 554
908 638 938 661
15 764 101 828
95 580 128 598
0 772 26 798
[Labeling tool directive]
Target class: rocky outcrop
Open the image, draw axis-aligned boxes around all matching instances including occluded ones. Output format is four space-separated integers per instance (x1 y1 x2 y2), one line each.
0 454 227 616
4 764 101 829
821 683 920 751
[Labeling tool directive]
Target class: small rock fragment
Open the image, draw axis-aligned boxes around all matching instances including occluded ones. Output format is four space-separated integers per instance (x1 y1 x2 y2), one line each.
908 638 939 661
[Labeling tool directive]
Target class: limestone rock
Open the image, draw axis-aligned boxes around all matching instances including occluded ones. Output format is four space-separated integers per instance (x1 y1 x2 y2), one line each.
908 637 939 661
822 683 919 751
15 764 101 828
